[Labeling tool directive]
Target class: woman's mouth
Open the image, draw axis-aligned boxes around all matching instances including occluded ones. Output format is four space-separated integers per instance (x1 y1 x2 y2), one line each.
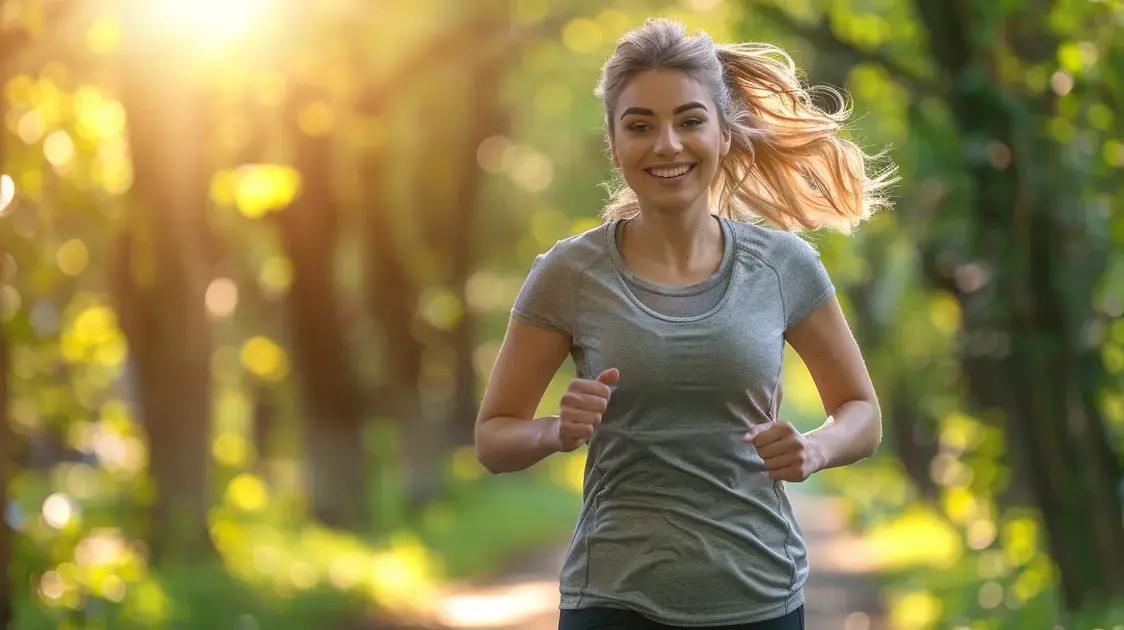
645 164 695 182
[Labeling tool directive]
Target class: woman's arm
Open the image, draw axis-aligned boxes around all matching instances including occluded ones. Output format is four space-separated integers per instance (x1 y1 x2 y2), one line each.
784 295 882 470
474 317 572 474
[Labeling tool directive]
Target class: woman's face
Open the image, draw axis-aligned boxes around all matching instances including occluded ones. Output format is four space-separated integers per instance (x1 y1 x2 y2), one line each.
610 69 731 214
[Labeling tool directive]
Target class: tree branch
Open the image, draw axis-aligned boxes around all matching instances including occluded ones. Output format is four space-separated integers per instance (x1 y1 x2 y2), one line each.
755 4 946 100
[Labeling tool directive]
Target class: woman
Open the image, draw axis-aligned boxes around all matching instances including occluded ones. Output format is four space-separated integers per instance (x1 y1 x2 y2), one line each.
474 18 894 630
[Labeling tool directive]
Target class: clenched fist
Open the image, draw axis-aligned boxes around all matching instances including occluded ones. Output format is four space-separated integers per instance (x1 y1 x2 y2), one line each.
550 368 619 452
743 421 824 482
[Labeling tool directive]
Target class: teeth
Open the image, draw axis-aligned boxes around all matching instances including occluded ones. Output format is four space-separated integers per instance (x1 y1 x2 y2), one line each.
650 165 691 178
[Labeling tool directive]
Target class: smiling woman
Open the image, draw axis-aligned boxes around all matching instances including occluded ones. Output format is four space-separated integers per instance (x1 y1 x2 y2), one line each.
475 17 895 630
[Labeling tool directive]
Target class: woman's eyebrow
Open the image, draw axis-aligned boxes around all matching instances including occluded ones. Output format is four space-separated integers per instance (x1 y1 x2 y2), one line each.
619 101 708 119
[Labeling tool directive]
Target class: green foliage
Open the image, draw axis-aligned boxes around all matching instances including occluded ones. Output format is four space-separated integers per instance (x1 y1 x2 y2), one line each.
15 562 364 630
416 467 582 580
10 451 583 629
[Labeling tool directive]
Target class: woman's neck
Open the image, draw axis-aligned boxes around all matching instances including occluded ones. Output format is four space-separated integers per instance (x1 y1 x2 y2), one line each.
620 205 724 285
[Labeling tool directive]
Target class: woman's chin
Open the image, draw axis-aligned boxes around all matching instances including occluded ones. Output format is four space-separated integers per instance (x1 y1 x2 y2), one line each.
635 187 709 213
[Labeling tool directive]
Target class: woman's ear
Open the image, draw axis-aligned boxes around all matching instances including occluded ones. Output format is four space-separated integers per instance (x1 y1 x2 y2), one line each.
720 127 732 158
604 121 621 167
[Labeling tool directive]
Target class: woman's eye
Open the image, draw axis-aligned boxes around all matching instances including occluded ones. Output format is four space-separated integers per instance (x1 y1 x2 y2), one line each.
682 118 703 127
627 123 651 133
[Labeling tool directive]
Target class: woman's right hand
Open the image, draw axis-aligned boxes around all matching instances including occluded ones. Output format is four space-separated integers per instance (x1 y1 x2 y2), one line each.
552 368 620 452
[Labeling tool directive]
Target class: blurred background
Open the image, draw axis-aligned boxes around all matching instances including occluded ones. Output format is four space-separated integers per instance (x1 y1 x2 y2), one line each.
1 0 1123 629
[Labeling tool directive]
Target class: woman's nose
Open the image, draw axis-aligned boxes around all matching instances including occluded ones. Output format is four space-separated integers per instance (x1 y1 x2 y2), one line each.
652 124 682 155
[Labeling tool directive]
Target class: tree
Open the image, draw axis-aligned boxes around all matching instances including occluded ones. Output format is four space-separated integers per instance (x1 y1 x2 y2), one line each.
276 82 370 529
913 0 1124 610
111 15 216 563
760 0 1124 613
357 3 530 508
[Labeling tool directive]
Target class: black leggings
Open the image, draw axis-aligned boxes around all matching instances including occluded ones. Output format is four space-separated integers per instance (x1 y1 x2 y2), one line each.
559 606 804 630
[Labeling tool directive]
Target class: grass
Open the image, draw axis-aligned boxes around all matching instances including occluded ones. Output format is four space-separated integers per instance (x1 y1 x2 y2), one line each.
416 469 582 580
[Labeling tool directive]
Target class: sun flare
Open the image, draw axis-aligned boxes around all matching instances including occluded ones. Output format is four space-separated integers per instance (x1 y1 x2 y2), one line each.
132 0 270 50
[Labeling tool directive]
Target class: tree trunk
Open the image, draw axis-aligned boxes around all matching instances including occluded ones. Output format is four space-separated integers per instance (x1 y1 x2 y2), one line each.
956 146 1124 607
114 42 215 564
238 94 282 481
278 86 369 530
888 392 939 499
1003 145 1124 607
444 17 510 449
358 138 440 511
358 7 518 510
251 381 278 478
849 254 941 499
914 0 1124 611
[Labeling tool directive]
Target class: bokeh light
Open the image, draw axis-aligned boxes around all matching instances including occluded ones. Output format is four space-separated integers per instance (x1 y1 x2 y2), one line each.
16 109 45 144
43 130 75 170
56 239 90 277
0 173 14 214
240 336 289 381
42 493 76 530
206 277 240 318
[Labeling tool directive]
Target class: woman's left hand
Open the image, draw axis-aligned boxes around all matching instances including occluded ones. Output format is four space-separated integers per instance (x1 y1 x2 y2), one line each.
742 422 824 482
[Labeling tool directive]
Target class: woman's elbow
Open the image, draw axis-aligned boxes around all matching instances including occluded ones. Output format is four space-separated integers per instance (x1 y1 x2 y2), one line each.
473 421 524 475
473 426 504 475
864 398 883 457
475 448 507 475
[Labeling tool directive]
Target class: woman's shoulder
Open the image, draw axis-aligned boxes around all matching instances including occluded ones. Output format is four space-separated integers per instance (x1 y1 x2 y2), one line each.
513 220 614 330
725 217 821 266
535 219 615 271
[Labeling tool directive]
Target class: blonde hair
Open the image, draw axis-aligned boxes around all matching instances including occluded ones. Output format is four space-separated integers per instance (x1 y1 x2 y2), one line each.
594 18 897 234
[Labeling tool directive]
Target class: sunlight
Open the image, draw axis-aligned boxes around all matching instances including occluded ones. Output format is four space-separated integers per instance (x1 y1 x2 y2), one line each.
888 589 942 630
133 0 270 51
0 174 14 214
864 505 962 570
435 580 559 628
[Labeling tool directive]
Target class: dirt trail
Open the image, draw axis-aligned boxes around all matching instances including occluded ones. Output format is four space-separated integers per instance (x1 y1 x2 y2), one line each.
428 489 886 630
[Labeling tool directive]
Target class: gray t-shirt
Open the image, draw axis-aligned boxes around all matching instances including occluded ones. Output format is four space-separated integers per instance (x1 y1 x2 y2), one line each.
613 220 731 318
511 215 835 626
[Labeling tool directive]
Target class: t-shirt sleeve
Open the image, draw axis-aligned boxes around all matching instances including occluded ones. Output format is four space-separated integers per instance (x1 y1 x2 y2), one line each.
510 244 577 336
777 234 836 330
